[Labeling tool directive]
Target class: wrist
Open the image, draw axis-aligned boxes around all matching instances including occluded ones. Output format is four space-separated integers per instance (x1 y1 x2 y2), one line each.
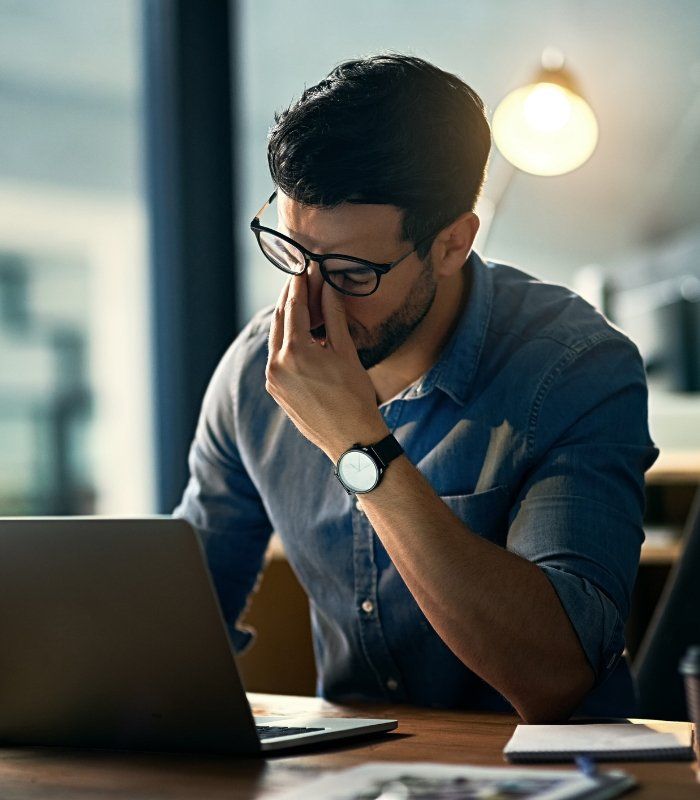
327 417 391 463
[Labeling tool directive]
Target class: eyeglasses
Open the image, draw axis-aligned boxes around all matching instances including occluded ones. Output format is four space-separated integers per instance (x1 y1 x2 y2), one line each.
250 190 438 297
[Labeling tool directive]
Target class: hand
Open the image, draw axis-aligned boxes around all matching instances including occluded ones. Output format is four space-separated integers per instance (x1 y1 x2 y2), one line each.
265 274 389 462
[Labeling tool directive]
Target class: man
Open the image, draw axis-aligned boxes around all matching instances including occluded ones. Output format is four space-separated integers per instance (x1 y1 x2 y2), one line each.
175 54 658 722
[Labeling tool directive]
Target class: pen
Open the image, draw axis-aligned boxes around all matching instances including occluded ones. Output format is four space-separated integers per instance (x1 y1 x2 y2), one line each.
575 755 599 777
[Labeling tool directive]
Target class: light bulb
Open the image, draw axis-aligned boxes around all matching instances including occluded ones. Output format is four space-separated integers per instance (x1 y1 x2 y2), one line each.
493 80 598 176
523 83 572 132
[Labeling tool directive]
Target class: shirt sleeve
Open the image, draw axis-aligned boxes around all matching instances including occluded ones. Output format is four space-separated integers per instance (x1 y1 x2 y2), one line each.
173 321 273 655
506 334 659 685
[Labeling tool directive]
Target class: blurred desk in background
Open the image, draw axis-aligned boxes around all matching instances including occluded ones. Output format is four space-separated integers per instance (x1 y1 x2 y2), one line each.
647 449 700 484
641 535 684 565
629 448 700 658
640 449 700 565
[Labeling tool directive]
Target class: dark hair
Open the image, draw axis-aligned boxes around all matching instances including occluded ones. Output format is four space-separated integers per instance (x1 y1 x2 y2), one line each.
267 53 491 258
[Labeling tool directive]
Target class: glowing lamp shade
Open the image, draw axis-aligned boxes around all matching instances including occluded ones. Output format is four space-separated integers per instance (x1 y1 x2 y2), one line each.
492 81 599 176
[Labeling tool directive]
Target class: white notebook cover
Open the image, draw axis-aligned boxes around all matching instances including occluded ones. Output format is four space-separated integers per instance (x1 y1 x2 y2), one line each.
504 719 695 762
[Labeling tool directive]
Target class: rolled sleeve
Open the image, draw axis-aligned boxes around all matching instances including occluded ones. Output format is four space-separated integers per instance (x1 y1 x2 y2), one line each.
175 440 271 655
509 495 637 683
173 323 273 654
507 335 658 685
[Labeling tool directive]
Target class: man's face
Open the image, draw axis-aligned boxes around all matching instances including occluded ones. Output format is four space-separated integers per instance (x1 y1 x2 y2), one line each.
277 191 437 369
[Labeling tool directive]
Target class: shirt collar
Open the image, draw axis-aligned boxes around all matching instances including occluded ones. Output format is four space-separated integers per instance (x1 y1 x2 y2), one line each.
409 248 493 407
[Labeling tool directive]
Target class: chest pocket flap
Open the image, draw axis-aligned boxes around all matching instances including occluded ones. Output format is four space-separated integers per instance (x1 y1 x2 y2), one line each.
439 485 510 547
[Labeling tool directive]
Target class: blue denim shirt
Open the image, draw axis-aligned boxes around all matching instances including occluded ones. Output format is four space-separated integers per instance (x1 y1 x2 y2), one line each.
174 250 658 716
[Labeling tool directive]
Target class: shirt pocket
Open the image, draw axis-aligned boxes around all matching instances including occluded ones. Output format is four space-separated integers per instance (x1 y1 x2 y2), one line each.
439 485 510 547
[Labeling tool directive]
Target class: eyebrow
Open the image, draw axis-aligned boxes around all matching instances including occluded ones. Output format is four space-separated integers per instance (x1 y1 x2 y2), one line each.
283 228 357 253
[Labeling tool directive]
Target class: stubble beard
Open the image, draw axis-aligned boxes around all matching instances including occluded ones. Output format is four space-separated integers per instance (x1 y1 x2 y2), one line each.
351 261 437 370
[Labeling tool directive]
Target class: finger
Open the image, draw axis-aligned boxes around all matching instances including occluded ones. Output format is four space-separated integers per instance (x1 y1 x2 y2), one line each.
283 272 311 345
269 277 291 355
321 280 353 353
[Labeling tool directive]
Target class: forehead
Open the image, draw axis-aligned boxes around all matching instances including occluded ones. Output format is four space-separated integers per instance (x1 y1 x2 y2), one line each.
276 189 404 253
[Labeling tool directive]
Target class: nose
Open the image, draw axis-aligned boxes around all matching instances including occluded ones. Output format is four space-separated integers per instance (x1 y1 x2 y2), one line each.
306 259 325 330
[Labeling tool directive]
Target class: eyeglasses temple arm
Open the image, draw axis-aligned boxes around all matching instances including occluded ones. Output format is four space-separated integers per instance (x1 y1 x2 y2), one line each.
252 189 278 222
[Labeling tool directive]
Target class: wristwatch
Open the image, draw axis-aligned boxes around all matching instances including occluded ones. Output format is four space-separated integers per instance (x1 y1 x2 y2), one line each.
334 433 404 495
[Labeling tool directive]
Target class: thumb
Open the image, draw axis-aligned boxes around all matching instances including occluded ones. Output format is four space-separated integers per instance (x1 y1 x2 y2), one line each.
321 281 353 352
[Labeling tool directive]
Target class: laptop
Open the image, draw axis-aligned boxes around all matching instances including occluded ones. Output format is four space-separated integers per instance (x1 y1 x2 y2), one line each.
0 516 397 754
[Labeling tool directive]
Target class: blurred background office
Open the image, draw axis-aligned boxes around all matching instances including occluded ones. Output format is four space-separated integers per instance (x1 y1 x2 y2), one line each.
1 0 699 517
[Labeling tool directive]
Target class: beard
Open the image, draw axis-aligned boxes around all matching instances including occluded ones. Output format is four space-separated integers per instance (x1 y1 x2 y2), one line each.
351 261 437 370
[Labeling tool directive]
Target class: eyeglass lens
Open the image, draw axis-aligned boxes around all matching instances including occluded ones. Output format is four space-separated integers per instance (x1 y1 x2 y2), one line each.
258 230 305 274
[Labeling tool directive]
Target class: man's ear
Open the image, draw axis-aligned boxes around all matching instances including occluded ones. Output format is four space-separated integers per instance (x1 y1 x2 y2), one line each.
431 211 480 278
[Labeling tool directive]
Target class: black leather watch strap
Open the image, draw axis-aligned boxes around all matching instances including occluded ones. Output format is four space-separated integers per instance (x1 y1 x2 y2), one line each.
367 433 404 468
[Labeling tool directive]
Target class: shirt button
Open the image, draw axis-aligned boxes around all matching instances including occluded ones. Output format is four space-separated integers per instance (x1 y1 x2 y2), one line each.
361 599 374 614
355 498 363 512
386 677 399 691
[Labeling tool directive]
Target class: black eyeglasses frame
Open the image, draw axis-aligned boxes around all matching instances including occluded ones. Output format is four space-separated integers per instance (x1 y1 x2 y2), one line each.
250 190 439 297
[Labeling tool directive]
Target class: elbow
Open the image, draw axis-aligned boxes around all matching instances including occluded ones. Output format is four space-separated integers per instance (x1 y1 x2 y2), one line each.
518 702 575 725
513 664 595 724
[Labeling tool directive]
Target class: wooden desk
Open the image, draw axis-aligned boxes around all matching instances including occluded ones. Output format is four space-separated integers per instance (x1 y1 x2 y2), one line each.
640 448 699 564
640 539 684 564
646 449 700 485
0 693 696 799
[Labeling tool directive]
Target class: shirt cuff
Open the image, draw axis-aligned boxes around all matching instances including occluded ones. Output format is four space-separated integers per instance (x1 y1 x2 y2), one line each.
227 623 257 656
539 565 624 686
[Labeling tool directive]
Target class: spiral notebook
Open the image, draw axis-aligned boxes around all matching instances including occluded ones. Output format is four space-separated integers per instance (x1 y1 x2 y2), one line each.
504 719 695 763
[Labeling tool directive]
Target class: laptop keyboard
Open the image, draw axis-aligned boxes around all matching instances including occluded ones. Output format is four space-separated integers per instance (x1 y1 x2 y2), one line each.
256 724 326 740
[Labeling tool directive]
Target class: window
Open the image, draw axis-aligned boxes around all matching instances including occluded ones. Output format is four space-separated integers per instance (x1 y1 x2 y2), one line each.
0 0 153 514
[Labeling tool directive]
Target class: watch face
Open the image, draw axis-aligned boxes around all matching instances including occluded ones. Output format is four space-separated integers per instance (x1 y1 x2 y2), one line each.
338 449 379 493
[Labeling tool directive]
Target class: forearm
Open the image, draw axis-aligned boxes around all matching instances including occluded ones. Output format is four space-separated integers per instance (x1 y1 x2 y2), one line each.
348 450 594 722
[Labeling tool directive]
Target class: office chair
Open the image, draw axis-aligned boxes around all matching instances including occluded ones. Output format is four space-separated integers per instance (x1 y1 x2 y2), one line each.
634 486 700 721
